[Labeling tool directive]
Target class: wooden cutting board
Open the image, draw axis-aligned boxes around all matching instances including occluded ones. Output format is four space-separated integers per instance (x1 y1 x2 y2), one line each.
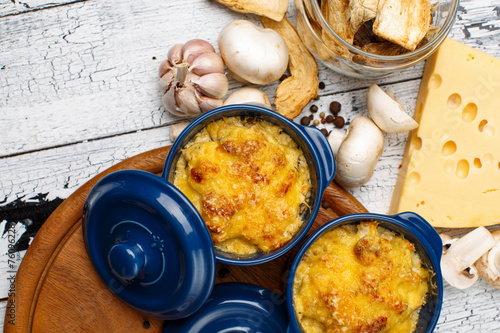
4 146 367 333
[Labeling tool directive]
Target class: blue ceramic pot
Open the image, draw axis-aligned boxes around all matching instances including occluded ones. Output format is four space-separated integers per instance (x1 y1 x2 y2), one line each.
83 170 216 320
163 282 288 332
162 104 336 265
286 212 444 333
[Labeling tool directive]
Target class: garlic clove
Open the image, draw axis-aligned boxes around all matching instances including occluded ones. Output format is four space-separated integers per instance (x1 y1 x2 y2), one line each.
162 86 185 117
198 94 223 112
189 51 225 76
223 87 272 109
158 59 173 78
167 44 184 66
182 39 215 63
170 121 191 142
158 68 176 93
176 85 201 115
192 72 228 99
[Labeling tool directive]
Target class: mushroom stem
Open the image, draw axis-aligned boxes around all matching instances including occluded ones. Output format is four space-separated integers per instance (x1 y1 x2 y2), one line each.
476 229 500 289
441 227 496 289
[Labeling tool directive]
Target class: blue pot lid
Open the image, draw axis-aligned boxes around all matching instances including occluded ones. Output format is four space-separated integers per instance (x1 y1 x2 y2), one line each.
82 169 216 320
163 282 289 332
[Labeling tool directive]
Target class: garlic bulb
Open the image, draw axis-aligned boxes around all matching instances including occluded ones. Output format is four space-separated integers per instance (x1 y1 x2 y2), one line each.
159 39 228 116
218 20 289 85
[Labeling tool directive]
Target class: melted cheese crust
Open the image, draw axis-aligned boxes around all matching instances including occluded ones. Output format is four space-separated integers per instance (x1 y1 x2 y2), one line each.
173 117 311 255
293 221 431 333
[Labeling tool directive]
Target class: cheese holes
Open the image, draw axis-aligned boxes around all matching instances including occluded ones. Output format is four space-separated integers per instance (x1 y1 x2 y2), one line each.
412 136 422 150
461 103 477 123
456 159 469 179
478 120 495 136
408 171 421 186
478 119 488 132
429 74 442 89
441 140 457 156
447 93 461 110
474 158 482 169
443 159 455 174
483 153 494 165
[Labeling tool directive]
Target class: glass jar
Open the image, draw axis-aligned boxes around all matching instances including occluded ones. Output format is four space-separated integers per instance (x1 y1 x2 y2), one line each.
294 0 459 79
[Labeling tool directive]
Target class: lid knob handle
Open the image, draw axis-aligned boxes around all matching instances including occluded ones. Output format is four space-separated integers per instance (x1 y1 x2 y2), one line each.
108 242 146 281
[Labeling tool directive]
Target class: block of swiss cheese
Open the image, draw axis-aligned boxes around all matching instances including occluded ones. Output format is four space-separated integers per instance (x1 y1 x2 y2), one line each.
389 38 500 228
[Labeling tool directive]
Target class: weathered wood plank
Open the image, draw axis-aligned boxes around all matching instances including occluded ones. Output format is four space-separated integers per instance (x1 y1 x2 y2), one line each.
0 126 171 204
1 0 498 157
0 0 85 18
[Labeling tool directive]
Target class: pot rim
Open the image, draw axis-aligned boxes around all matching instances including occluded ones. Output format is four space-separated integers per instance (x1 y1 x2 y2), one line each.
162 104 336 265
286 212 444 333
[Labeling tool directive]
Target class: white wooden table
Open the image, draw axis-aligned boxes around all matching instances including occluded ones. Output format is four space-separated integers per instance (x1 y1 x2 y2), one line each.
1 0 500 331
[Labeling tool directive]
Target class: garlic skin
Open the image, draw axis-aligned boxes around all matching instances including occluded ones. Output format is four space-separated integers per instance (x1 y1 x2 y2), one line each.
223 87 272 109
218 20 289 85
159 39 228 116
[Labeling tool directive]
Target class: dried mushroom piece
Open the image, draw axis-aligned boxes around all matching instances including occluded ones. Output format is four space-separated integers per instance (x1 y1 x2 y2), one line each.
260 16 319 119
353 20 383 48
361 41 409 56
373 0 432 51
348 0 380 32
321 0 355 58
212 0 288 22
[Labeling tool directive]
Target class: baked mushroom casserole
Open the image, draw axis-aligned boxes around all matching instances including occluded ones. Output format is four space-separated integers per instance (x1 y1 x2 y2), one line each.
173 116 312 255
293 221 432 333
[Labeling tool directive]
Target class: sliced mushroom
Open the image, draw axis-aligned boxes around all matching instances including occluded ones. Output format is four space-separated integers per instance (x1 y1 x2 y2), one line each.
440 227 497 289
476 229 500 289
366 83 418 133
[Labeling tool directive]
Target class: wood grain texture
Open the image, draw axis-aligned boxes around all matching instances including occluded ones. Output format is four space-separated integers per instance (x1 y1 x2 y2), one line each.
2 0 498 157
3 147 361 332
2 0 500 331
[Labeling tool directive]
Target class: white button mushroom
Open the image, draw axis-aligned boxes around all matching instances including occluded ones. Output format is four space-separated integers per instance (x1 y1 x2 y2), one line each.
440 227 497 289
476 229 500 289
366 83 418 133
327 128 347 156
218 20 289 85
334 116 385 188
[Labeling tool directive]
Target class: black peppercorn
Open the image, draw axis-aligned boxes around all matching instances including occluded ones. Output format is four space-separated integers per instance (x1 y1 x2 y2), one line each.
326 115 334 123
329 101 341 115
300 116 311 126
319 81 326 89
334 116 345 128
310 104 318 113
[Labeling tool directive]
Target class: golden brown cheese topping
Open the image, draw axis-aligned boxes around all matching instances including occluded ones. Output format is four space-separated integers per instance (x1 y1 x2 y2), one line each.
173 117 311 255
293 221 431 333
